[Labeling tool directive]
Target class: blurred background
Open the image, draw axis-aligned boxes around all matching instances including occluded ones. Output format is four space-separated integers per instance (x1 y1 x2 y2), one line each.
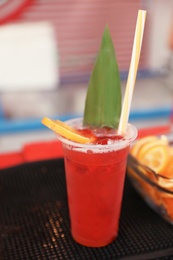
1 0 173 152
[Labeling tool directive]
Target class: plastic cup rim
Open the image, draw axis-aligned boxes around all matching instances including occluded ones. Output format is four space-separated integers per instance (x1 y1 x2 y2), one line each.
57 117 138 150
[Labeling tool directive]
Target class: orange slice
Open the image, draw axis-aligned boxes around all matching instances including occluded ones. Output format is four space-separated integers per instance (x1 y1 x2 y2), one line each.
137 138 168 159
130 136 157 157
42 117 91 144
161 151 173 178
169 147 173 156
137 140 169 174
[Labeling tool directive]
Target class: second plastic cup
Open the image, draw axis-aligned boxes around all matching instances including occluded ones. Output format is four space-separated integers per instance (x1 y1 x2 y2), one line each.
58 118 137 247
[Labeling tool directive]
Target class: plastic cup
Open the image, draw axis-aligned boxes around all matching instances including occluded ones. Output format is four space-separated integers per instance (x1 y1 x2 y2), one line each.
58 118 137 247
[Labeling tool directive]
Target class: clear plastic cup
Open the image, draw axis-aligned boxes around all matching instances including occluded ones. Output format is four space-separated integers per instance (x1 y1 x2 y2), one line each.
58 118 137 247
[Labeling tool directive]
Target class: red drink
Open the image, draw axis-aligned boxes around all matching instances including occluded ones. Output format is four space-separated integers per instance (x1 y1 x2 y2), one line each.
59 118 137 247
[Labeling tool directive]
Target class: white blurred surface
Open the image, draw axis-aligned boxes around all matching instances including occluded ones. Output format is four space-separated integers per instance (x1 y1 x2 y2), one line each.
0 22 59 91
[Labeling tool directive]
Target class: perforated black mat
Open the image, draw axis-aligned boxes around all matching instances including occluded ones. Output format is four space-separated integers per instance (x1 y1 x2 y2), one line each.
1 159 173 260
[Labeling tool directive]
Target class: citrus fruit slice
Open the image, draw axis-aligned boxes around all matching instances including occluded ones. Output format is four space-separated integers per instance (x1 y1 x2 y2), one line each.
42 117 91 144
130 136 157 157
160 153 173 178
137 138 168 158
137 140 169 174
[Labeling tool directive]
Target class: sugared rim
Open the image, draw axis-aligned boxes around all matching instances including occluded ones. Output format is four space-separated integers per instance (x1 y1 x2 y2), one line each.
57 117 138 150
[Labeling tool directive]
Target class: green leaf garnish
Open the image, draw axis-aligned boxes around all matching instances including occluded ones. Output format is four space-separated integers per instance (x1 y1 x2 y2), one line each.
83 25 121 129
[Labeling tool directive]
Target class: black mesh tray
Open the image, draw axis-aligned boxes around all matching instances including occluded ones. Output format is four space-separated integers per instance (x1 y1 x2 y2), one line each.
1 159 173 260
